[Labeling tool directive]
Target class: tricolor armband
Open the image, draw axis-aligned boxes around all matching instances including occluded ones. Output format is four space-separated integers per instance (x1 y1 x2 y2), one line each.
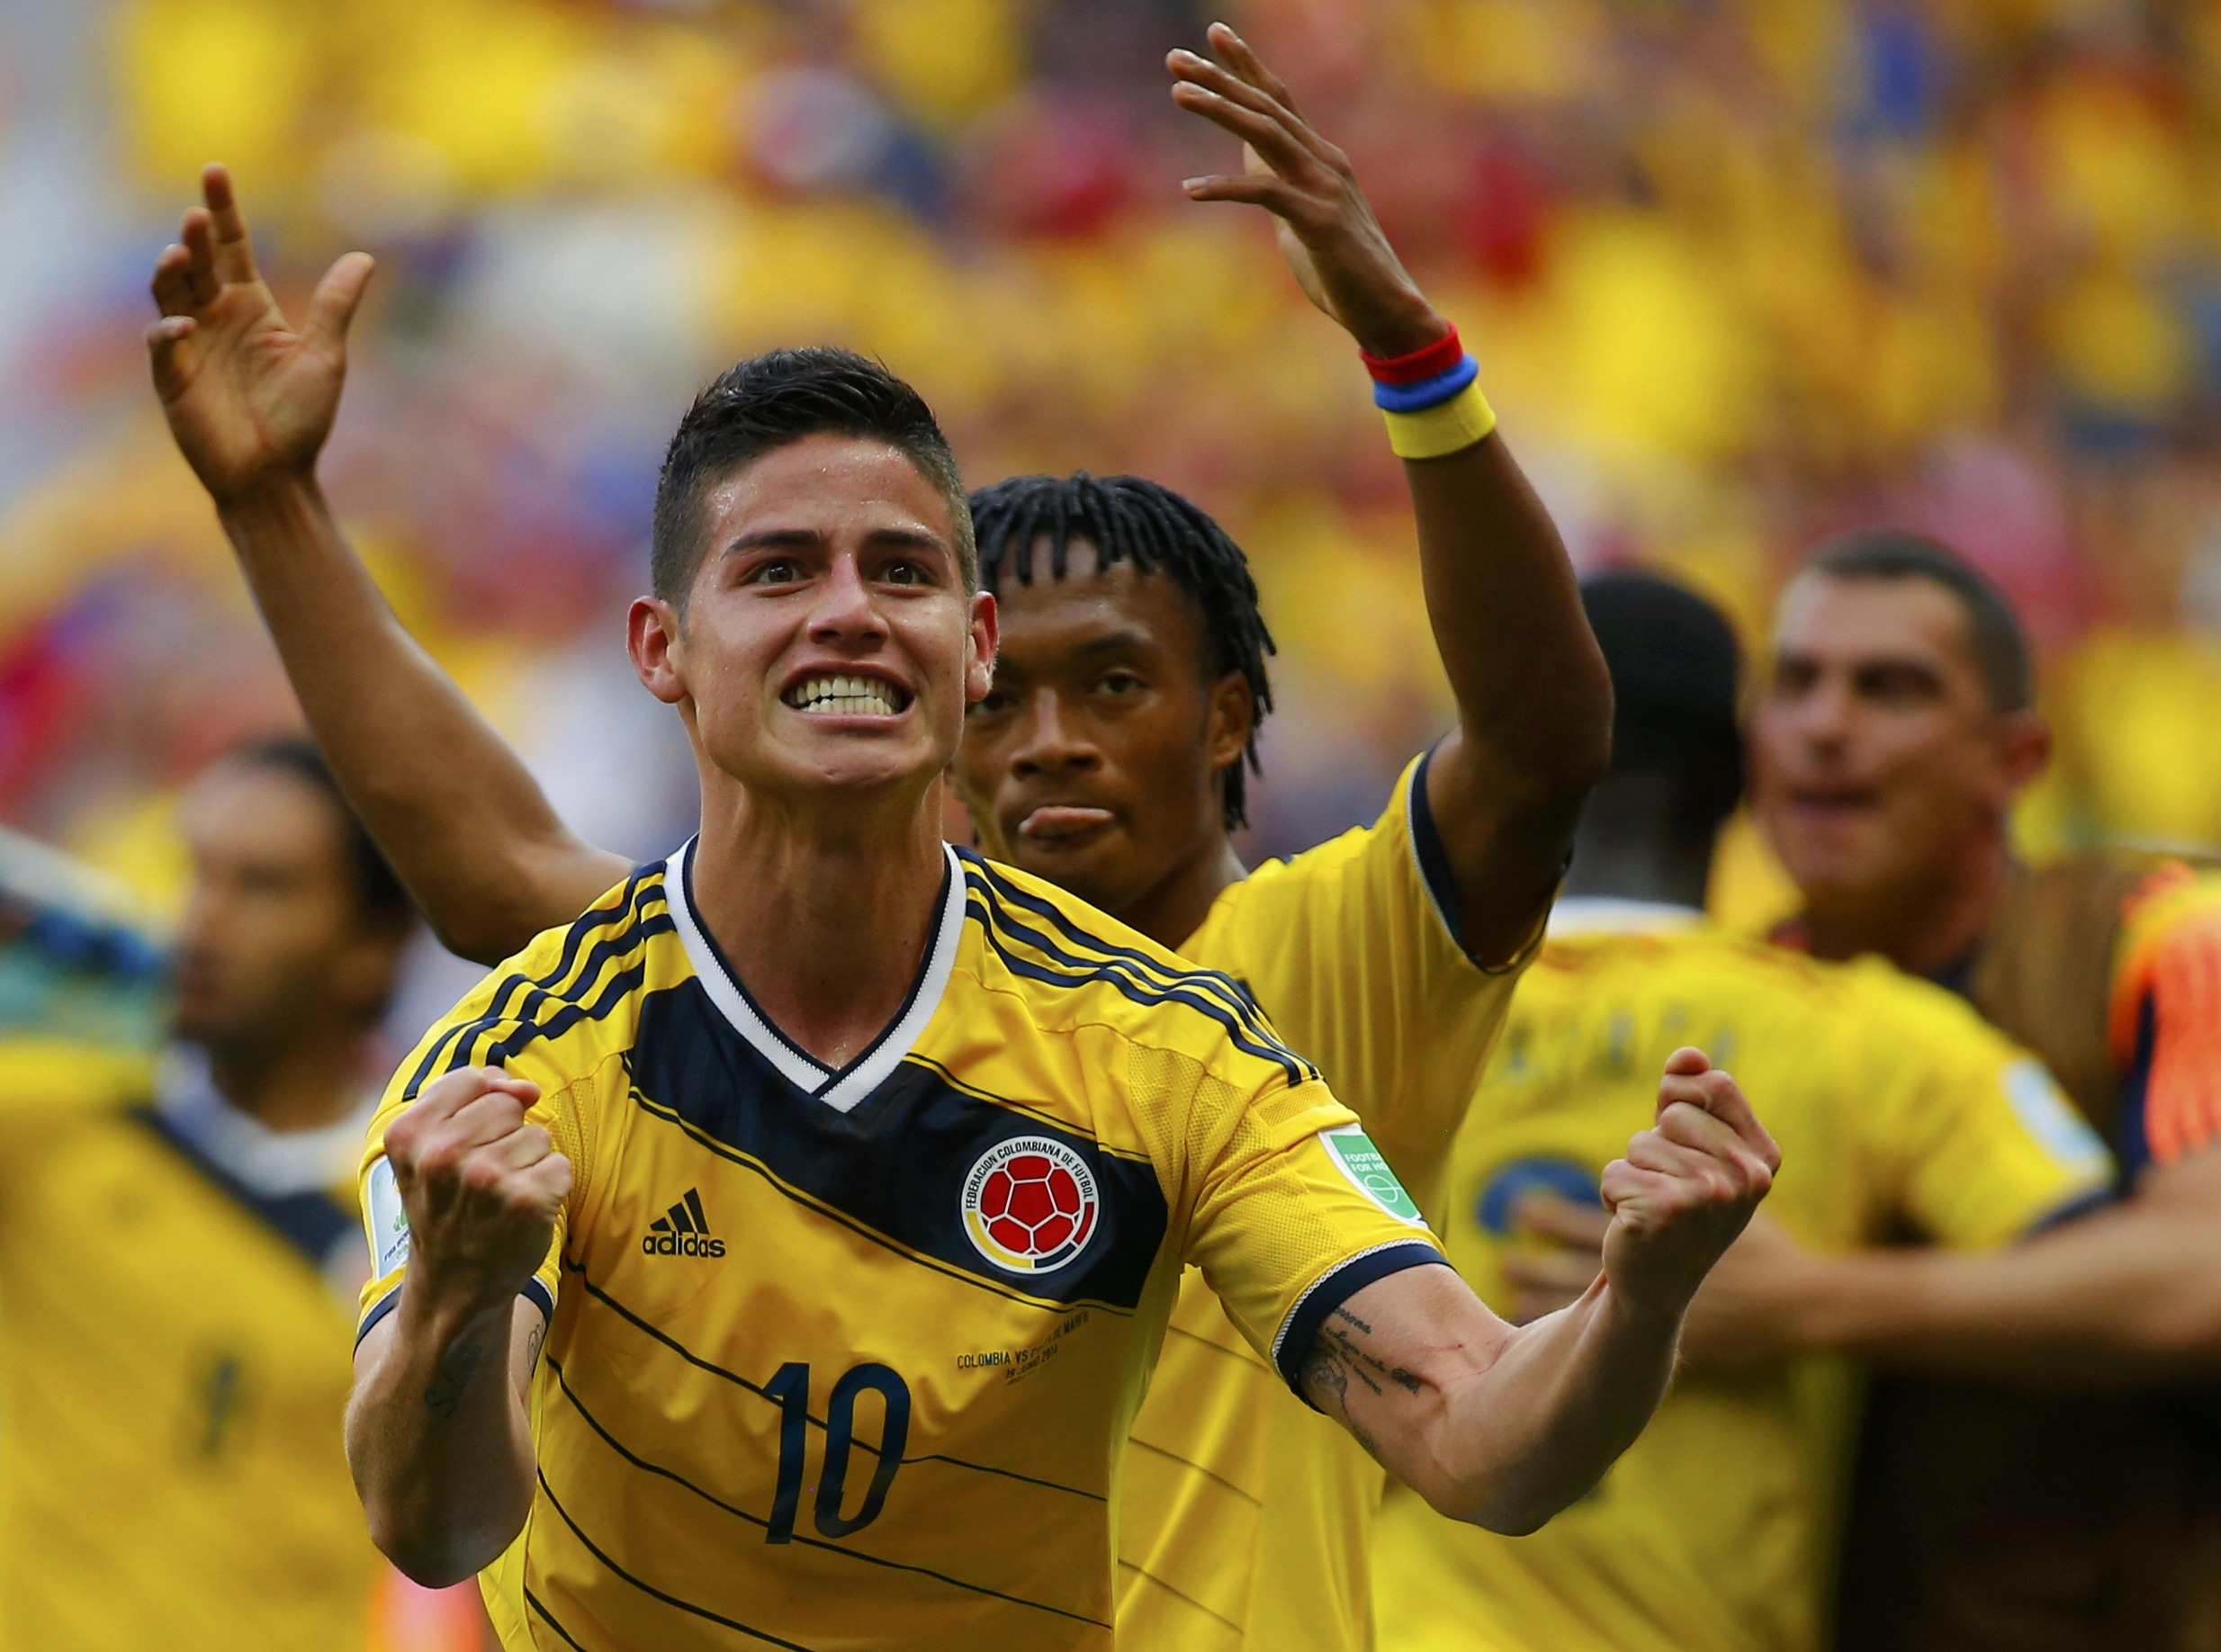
1382 381 1497 458
1362 324 1497 458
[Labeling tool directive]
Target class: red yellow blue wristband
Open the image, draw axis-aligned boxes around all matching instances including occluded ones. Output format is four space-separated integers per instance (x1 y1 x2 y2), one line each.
1363 326 1497 458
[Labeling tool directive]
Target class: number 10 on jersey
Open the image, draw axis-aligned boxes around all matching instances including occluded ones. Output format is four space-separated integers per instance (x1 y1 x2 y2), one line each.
764 1362 912 1543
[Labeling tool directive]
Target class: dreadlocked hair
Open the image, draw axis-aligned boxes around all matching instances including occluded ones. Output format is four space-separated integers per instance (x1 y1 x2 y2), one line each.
970 472 1276 830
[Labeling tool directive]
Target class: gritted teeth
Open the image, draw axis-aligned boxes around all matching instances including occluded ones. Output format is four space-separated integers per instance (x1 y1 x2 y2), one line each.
783 672 911 715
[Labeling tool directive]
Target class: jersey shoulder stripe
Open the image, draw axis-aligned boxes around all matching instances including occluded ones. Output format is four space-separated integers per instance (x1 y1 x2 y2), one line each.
400 870 670 1100
959 857 1318 1086
962 853 1276 1035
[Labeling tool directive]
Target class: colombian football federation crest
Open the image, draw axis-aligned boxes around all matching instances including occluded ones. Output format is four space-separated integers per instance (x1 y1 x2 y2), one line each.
961 1136 1100 1274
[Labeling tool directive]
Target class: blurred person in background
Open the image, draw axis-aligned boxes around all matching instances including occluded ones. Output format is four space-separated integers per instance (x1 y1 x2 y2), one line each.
1731 530 2221 1652
142 24 1629 1651
0 736 440 1651
1372 572 2116 1652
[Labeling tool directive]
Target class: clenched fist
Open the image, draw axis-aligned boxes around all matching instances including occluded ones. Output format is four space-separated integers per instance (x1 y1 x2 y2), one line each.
1600 1047 1780 1321
382 1067 571 1316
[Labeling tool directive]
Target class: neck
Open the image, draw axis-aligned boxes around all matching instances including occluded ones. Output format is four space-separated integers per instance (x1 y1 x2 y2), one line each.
688 775 950 1068
1799 830 2012 978
1125 830 1249 952
204 1024 373 1134
1560 773 1715 911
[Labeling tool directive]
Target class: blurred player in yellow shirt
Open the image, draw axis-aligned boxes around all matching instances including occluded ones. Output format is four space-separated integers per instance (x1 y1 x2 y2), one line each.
1742 531 2221 1650
0 739 415 1651
1373 574 2112 1652
147 25 1631 1650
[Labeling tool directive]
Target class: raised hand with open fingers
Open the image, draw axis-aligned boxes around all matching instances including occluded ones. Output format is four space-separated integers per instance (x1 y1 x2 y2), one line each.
1598 1046 1782 1322
1167 22 1443 357
147 164 375 504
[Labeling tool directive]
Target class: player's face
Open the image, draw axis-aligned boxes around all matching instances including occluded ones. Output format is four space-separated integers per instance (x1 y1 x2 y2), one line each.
955 540 1251 920
1749 573 2030 911
171 763 400 1052
634 435 995 812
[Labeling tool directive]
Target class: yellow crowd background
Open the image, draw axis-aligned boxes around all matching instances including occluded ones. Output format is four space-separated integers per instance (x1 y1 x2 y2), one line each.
5 0 2221 947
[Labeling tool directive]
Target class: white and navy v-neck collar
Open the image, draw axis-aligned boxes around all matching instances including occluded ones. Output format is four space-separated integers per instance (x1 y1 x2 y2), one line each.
662 838 968 1113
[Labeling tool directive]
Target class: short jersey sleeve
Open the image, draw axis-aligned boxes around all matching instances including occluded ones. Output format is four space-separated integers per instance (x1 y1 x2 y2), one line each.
1848 964 2115 1245
1191 750 1532 1212
354 962 607 1347
2109 866 2221 1171
1131 1040 1447 1396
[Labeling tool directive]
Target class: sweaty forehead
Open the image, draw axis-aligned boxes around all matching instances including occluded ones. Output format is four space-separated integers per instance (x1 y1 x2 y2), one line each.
1775 571 1978 675
698 433 956 546
991 536 1207 666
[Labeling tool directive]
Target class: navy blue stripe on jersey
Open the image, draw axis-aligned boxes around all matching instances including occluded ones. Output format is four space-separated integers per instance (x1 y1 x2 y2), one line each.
629 983 1169 1311
400 873 668 1100
131 1107 356 1273
1405 745 1475 958
545 1353 1110 1627
522 1589 592 1652
965 891 1314 1088
535 1468 818 1650
1271 1239 1452 1397
959 852 1299 1064
354 1274 553 1351
571 1261 1109 1505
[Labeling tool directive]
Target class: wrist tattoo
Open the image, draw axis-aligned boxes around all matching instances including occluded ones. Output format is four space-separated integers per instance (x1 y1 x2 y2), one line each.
426 1336 487 1419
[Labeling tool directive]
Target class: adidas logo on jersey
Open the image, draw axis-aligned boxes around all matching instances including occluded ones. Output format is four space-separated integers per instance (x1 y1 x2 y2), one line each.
643 1189 726 1258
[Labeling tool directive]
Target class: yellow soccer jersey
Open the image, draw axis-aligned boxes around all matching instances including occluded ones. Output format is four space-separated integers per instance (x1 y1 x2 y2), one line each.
357 842 1444 1652
1116 751 1527 1652
0 1047 384 1652
1372 903 2115 1652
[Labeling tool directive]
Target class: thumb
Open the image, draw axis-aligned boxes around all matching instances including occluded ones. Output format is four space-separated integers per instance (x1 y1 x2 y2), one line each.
306 251 375 348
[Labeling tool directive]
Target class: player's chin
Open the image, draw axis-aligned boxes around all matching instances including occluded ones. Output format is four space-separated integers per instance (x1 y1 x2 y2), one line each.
1000 830 1133 909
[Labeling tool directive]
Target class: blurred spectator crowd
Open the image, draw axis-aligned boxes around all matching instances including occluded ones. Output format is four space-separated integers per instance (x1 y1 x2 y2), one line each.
5 0 2221 1000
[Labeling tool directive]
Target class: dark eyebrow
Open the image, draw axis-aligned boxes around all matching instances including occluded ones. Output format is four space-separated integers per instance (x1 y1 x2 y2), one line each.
721 525 950 557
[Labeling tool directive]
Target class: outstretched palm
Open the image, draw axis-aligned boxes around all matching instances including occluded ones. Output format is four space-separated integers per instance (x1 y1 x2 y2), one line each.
148 165 373 503
1168 24 1443 360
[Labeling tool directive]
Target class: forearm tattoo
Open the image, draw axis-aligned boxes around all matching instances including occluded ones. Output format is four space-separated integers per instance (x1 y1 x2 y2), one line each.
425 1335 488 1419
1299 1305 1425 1459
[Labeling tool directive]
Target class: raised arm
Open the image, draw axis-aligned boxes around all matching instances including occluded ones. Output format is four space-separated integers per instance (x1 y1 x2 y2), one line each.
1303 1049 1777 1530
346 1069 566 1584
147 166 629 962
1170 27 1611 965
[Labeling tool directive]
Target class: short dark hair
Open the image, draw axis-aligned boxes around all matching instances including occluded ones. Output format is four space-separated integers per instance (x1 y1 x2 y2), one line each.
1803 529 2033 714
969 472 1276 830
651 347 976 606
1580 572 1744 842
225 737 415 935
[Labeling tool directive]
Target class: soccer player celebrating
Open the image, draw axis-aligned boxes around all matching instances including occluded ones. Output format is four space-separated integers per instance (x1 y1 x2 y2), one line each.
1732 532 2221 1652
0 741 416 1648
1371 575 2117 1652
145 33 1777 1652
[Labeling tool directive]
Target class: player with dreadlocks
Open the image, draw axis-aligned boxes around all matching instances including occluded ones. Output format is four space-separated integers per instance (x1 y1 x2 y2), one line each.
148 25 1642 1652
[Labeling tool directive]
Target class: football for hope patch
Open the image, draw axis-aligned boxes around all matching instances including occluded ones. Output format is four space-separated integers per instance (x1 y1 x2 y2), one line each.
961 1137 1100 1274
1322 1126 1427 1225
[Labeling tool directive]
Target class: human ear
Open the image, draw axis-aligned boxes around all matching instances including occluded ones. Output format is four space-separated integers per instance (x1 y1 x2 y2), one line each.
1204 670 1254 772
1997 709 2052 793
964 590 1000 705
629 597 688 705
